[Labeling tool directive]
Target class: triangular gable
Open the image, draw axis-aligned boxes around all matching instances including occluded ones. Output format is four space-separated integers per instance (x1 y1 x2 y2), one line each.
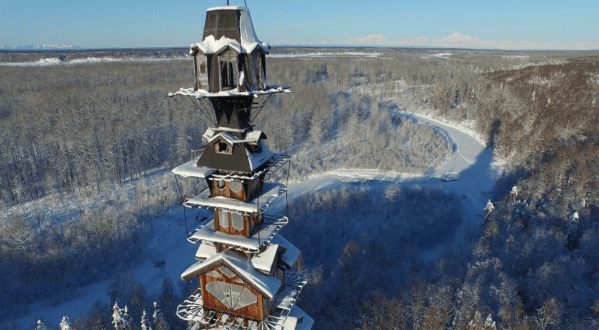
203 129 267 145
181 249 281 300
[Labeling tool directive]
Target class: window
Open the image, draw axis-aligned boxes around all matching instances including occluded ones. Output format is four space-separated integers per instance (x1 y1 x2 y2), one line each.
216 141 231 154
248 143 261 153
216 180 225 190
218 209 229 228
205 281 257 311
231 213 244 231
220 60 237 90
229 181 242 193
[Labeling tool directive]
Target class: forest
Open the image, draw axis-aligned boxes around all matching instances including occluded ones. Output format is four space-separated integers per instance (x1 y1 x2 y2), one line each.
1 47 599 329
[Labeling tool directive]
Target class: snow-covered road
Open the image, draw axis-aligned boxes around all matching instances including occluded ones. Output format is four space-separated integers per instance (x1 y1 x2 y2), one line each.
17 111 501 328
281 110 501 261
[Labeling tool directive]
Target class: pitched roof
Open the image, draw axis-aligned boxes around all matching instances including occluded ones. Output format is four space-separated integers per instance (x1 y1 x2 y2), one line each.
195 241 218 261
172 158 214 178
271 235 300 269
191 6 269 55
203 129 267 145
181 250 282 300
251 244 280 275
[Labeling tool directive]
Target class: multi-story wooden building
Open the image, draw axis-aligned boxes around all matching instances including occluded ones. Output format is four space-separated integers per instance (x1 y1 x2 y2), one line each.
169 5 312 330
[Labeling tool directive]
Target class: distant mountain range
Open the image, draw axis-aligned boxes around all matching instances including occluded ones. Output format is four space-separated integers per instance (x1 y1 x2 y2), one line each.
0 44 81 50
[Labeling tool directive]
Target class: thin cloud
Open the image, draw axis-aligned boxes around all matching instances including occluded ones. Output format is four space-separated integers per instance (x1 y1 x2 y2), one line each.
272 33 599 51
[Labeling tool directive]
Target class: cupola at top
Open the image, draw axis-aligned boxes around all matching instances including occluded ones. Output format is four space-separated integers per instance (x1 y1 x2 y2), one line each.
202 6 268 52
190 6 270 93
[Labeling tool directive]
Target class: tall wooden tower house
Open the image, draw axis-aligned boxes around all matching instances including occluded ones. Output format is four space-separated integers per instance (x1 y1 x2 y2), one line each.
169 5 313 330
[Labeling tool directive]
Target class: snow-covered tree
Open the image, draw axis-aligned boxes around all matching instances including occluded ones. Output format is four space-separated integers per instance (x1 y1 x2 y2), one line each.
484 314 497 330
35 320 50 330
59 316 72 330
112 300 132 330
510 185 518 201
484 200 494 214
122 306 133 330
566 211 580 237
533 298 560 330
153 302 169 330
483 199 494 223
141 309 152 330
468 311 496 330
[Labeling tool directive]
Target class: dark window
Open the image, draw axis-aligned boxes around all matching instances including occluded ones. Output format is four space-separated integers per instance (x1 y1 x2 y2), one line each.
215 141 232 155
217 180 225 190
220 61 236 90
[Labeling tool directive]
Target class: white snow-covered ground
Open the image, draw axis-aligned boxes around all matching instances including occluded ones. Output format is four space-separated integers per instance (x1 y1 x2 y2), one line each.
0 57 190 67
267 52 382 58
16 109 502 328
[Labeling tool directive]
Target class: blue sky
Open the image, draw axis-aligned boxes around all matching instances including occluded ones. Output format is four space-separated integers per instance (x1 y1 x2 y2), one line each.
1 0 598 49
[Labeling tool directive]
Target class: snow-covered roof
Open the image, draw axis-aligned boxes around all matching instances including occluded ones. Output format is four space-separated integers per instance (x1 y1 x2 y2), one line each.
187 215 288 253
195 240 285 273
271 235 300 269
272 287 299 312
195 241 218 261
246 140 273 171
172 158 214 178
168 85 291 98
207 6 246 11
251 244 280 275
181 249 282 300
191 7 269 55
184 182 285 213
287 306 314 330
203 129 266 145
207 153 289 181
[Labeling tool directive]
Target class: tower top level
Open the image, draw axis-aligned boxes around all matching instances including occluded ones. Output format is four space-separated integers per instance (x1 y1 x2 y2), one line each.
198 6 269 55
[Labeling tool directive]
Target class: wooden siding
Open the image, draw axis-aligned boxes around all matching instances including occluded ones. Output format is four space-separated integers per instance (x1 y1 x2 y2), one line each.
200 268 265 321
211 179 247 201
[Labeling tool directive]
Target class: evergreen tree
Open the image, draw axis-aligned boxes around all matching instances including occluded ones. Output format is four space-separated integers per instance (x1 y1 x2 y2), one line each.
112 300 125 330
59 317 72 330
122 306 133 330
34 320 50 330
141 309 152 330
153 302 169 330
